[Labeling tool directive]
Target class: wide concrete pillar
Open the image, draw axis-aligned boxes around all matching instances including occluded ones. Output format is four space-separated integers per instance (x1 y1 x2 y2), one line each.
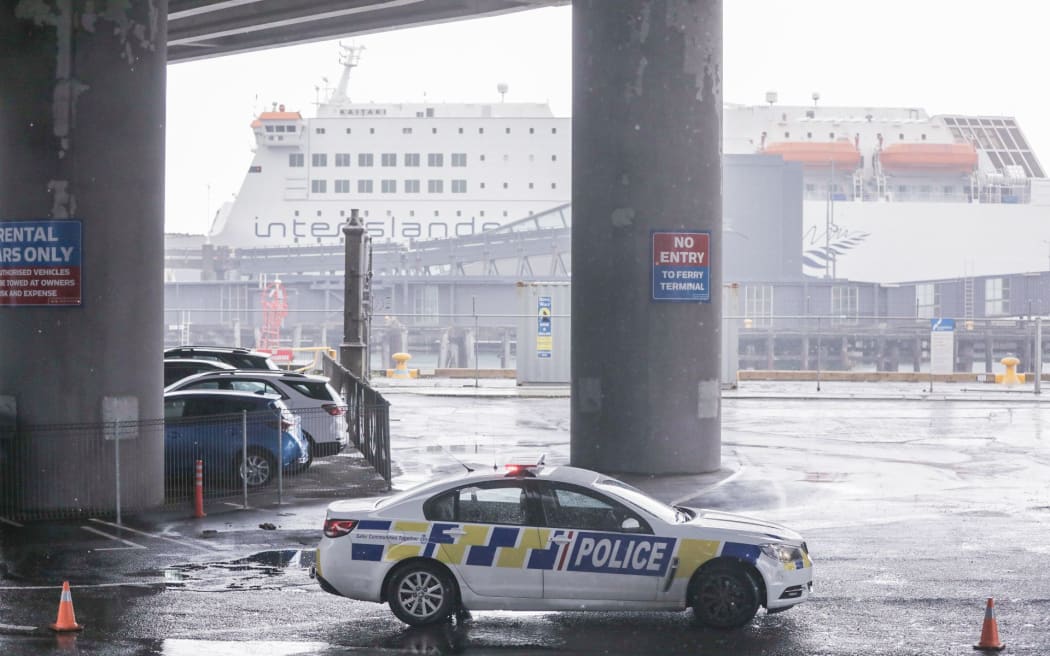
0 2 167 511
571 0 722 474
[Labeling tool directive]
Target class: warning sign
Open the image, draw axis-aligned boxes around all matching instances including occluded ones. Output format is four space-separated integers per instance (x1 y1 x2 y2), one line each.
652 231 710 302
537 296 552 358
0 220 82 307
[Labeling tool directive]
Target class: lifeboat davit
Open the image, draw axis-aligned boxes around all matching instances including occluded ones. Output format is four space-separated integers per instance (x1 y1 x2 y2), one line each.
879 143 977 173
762 141 861 170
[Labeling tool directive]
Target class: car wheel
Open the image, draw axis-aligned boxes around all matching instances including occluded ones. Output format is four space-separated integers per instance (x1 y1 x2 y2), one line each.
387 562 457 626
237 449 274 487
690 562 761 629
301 432 315 468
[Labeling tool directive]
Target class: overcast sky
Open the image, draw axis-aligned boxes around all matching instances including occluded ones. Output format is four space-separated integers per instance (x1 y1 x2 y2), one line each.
165 1 1050 235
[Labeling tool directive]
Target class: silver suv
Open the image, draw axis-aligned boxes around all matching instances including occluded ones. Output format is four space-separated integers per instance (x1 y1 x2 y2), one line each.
165 370 348 464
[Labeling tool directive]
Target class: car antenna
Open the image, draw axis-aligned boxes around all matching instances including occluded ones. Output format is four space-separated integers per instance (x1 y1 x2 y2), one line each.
442 446 474 473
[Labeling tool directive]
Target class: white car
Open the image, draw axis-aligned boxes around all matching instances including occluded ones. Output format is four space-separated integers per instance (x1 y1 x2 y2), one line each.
313 460 813 628
165 370 348 464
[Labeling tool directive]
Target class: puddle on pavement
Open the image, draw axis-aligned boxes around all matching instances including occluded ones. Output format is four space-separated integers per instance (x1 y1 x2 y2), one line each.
161 549 315 592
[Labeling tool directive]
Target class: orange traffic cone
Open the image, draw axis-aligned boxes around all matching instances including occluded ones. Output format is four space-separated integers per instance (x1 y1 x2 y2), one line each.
973 597 1005 651
49 581 83 632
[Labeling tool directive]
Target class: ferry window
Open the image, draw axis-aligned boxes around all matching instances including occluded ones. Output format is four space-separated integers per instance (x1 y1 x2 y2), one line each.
358 153 374 167
312 153 327 167
427 153 444 167
985 278 1010 316
345 128 351 134
381 153 397 167
829 132 834 139
426 108 434 118
405 153 420 167
405 180 420 193
432 128 438 135
529 154 535 162
456 211 461 217
334 180 350 194
502 182 508 189
311 180 327 193
551 183 557 189
528 182 534 189
288 153 304 168
503 211 508 217
427 180 444 193
480 211 485 217
943 186 955 197
402 127 412 135
898 133 904 140
806 132 812 139
452 180 467 194
458 127 464 134
480 183 486 189
480 154 486 162
552 155 557 161
357 180 373 193
369 128 375 134
505 127 511 134
479 127 484 134
551 127 557 134
265 125 274 132
315 127 326 135
529 127 535 134
381 180 397 193
451 153 467 167
275 125 285 133
335 153 350 167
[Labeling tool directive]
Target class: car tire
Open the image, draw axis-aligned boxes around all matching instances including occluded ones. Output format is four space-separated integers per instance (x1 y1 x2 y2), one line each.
386 562 457 626
690 562 761 629
300 432 315 469
237 448 275 488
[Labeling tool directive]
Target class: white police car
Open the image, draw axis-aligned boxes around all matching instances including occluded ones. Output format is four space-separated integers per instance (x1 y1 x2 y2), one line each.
313 461 812 628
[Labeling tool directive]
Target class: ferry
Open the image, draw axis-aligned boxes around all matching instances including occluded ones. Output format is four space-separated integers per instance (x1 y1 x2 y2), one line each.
201 49 1050 284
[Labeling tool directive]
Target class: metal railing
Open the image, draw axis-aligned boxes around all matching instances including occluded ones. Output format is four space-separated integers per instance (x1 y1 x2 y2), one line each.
0 405 381 523
322 353 392 483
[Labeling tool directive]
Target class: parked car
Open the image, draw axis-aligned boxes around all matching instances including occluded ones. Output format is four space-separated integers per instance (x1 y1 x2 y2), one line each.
164 359 236 387
164 346 281 371
314 460 813 628
165 370 348 465
163 389 309 487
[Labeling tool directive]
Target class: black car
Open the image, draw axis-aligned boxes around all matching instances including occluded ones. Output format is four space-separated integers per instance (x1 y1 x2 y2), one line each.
164 346 280 371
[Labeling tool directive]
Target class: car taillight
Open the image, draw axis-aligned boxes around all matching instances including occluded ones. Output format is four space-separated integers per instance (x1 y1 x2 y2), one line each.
323 403 345 417
323 519 357 538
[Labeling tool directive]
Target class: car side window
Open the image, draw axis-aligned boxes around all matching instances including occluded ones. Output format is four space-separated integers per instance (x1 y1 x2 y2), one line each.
184 381 223 390
425 482 529 526
540 484 651 534
164 399 186 419
229 380 270 394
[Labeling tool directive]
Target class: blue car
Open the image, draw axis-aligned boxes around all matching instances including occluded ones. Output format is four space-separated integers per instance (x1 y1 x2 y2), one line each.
164 389 309 488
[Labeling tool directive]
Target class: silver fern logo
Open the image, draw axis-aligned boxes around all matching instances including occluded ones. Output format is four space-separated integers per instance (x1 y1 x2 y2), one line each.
802 225 870 274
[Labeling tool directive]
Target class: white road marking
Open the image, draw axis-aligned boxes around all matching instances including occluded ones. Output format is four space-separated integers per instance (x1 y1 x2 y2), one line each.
80 526 147 550
0 582 162 591
0 623 37 633
89 518 222 552
0 516 24 527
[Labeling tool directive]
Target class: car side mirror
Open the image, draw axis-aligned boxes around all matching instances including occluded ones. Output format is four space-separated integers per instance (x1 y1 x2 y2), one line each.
620 517 641 532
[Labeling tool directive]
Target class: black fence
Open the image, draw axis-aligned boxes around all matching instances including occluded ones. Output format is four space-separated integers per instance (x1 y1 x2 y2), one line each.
322 353 392 483
0 404 383 522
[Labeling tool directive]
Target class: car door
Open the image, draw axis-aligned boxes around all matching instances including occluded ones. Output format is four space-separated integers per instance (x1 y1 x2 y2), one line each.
536 482 673 602
423 480 543 599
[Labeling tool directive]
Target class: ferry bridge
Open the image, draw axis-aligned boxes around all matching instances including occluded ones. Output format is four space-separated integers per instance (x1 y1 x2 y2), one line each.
1 0 721 513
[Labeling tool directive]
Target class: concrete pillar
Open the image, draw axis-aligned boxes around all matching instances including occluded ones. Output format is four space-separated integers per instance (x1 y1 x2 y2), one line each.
571 0 722 474
0 2 167 511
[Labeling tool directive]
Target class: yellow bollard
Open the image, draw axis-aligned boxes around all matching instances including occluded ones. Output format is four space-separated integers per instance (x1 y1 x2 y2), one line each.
994 356 1025 385
386 352 418 379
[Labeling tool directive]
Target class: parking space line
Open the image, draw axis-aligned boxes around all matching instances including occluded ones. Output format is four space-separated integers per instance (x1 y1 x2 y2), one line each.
89 518 222 552
80 526 147 550
0 516 24 527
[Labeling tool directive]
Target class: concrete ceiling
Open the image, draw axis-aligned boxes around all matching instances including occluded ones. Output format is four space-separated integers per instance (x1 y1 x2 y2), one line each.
167 0 568 63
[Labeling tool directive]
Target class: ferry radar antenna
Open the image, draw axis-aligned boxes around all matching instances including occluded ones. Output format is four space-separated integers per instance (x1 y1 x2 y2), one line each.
332 43 364 103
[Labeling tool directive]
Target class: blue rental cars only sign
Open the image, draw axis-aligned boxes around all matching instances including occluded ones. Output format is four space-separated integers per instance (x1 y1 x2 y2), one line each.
652 231 710 302
0 220 83 307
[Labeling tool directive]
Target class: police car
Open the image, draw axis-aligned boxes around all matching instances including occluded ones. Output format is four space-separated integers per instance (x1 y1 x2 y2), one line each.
312 460 813 628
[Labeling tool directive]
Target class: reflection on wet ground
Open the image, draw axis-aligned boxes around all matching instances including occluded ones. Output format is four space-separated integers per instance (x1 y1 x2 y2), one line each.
162 550 314 592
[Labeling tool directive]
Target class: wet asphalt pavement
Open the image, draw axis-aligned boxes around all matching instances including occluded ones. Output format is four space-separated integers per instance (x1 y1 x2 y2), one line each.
1 380 1049 655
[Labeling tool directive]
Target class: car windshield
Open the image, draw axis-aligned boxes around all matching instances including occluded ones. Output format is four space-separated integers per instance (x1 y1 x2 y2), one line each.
595 477 683 524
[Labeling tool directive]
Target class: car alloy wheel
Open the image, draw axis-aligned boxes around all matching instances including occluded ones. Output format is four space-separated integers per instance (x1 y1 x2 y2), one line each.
239 451 273 487
692 563 760 629
388 563 455 626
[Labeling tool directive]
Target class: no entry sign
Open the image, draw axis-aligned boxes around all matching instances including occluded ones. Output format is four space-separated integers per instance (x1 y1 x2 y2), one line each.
652 231 710 302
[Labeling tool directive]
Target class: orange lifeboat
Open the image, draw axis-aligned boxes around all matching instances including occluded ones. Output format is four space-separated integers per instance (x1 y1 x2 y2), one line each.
762 141 861 170
879 143 977 173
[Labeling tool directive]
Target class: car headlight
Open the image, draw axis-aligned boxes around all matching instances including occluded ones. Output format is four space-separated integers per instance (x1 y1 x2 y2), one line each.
760 543 806 564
